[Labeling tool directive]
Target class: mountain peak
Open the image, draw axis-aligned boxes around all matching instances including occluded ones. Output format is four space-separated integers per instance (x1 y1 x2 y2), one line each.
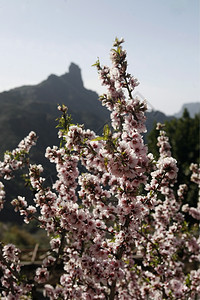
69 62 81 75
47 74 58 81
59 62 83 87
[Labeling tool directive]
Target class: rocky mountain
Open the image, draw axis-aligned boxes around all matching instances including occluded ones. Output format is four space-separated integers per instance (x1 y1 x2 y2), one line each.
174 102 200 118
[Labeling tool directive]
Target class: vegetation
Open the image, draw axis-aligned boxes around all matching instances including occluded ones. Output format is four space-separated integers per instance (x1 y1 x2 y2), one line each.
0 221 49 250
147 109 200 208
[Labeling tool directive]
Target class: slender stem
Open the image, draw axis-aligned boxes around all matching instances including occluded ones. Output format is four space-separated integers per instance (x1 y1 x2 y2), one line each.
124 75 133 100
109 279 117 300
136 228 163 260
108 216 130 299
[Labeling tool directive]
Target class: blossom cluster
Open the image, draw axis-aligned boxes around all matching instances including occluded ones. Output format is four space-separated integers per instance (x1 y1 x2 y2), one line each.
0 38 199 299
0 131 37 212
0 242 32 299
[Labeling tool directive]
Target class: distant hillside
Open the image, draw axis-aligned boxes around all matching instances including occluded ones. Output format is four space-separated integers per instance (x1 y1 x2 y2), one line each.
146 110 172 132
174 102 200 118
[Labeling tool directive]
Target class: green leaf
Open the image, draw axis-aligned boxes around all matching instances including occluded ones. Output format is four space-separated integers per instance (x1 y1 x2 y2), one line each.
103 124 111 139
91 136 106 141
104 157 108 171
185 274 191 287
92 57 100 68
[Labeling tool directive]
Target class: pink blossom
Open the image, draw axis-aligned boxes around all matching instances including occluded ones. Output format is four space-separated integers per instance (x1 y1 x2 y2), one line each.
2 244 20 262
35 267 49 283
0 181 5 211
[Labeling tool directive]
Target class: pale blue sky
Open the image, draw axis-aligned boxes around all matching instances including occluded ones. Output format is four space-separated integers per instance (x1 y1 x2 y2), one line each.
0 0 199 115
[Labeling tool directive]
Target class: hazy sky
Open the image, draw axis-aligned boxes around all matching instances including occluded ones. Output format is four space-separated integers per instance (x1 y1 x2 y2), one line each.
0 0 199 115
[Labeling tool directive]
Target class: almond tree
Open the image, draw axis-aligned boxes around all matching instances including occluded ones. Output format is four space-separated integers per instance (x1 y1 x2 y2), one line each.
0 38 199 300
